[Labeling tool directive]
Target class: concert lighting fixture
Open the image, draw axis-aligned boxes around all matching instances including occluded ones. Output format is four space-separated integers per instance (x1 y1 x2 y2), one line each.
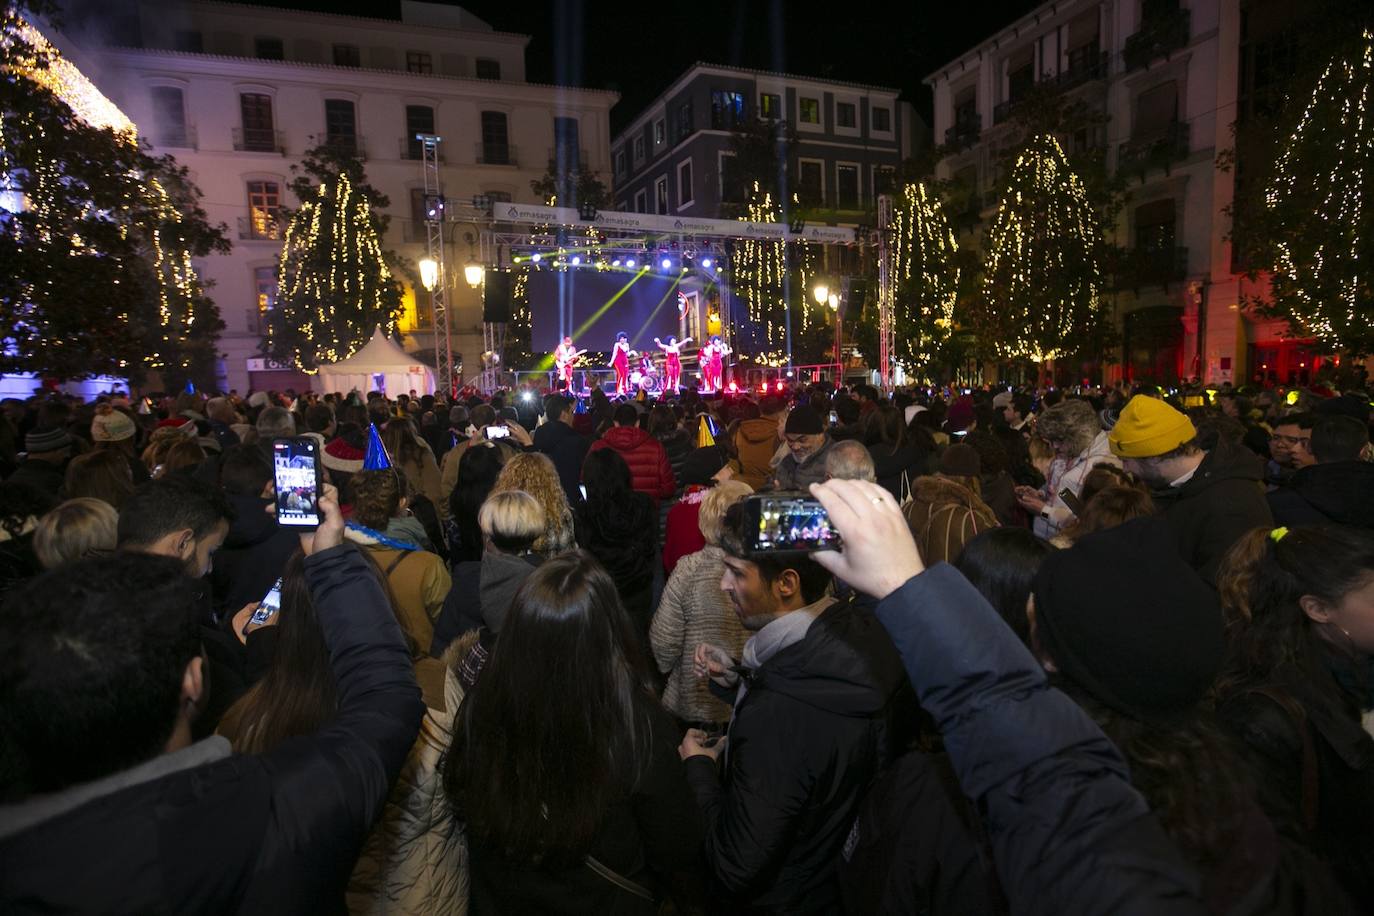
571 255 582 266
531 253 542 263
701 257 713 269
612 257 622 267
626 257 637 268
660 257 672 271
682 255 695 270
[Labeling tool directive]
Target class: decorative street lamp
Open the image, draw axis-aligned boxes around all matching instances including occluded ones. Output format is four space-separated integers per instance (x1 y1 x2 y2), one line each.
464 260 485 288
418 256 439 291
812 282 829 306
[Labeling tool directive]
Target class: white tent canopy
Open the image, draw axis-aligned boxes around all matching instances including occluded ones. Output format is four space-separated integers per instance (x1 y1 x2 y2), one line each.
314 327 435 396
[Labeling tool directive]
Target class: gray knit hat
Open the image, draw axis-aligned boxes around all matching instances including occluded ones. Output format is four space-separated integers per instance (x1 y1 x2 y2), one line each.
25 427 73 453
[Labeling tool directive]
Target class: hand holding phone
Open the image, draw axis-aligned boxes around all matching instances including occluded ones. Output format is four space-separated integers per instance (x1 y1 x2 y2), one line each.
484 425 511 440
240 577 284 638
273 437 323 530
738 492 842 554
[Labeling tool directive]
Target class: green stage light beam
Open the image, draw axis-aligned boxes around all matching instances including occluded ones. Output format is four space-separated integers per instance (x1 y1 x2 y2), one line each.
631 274 684 344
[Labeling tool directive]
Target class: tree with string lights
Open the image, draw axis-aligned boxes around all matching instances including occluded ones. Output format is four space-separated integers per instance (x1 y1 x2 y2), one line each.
972 133 1111 370
267 144 405 370
1250 29 1373 356
1 5 228 389
890 181 960 369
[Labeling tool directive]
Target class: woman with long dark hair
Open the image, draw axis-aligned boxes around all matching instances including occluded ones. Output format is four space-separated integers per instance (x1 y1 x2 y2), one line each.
443 552 703 913
446 441 506 563
1216 524 1374 909
383 418 445 515
577 448 657 644
863 402 930 501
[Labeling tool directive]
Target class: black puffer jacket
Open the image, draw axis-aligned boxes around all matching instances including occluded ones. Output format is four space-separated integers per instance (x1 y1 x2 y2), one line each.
685 598 916 914
1267 461 1374 530
1152 438 1273 584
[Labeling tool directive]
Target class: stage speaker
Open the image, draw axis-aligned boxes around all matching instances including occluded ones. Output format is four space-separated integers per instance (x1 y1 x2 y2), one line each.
847 280 868 315
484 271 513 322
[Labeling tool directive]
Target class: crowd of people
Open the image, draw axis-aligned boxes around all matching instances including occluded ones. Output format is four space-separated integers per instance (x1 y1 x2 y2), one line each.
1 372 1371 914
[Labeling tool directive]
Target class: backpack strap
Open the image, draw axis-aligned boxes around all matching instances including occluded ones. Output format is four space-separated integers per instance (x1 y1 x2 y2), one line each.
383 549 415 577
584 854 657 903
1250 686 1320 832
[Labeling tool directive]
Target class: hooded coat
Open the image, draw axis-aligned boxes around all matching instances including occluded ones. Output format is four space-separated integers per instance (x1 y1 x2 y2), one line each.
1267 461 1374 531
732 417 782 490
1151 438 1273 584
209 492 300 619
586 427 676 502
684 598 917 914
902 476 1000 567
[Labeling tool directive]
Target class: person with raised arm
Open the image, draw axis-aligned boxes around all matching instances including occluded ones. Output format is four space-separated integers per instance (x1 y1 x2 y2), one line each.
653 335 693 394
804 477 1209 916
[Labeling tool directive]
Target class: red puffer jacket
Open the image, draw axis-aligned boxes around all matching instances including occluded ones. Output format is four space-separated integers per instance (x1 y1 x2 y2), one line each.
586 426 676 502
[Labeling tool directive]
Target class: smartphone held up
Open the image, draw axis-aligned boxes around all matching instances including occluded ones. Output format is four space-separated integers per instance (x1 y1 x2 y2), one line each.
739 492 842 555
273 436 323 530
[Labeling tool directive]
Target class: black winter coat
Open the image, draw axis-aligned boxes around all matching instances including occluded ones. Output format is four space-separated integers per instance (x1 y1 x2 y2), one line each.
1267 461 1374 531
0 545 425 913
209 492 301 620
1152 438 1273 584
868 441 929 501
534 419 592 508
685 598 917 914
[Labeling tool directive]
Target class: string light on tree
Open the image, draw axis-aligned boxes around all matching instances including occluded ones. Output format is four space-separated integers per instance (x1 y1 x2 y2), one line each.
975 133 1107 366
1261 29 1372 356
890 181 960 369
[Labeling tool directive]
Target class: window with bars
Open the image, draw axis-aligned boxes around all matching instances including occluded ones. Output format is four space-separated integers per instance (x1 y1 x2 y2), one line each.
406 50 432 73
246 181 281 237
481 111 510 164
239 93 275 151
150 86 187 147
405 105 434 159
324 99 357 151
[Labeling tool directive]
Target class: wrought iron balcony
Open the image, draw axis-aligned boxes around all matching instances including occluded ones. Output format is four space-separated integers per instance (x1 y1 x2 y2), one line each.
1118 121 1191 176
151 124 198 151
944 120 981 150
1124 8 1191 72
232 127 285 154
237 212 285 241
1055 49 1110 89
475 142 518 166
323 134 366 158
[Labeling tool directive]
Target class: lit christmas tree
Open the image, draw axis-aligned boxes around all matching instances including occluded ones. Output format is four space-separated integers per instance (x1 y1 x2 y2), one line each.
890 181 960 369
1260 29 1373 355
268 146 403 369
975 133 1108 365
733 182 819 365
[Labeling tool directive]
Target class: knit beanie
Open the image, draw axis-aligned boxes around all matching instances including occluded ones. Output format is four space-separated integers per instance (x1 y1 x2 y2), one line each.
91 410 136 443
680 445 728 486
1033 517 1223 724
25 427 73 453
1108 395 1197 458
784 405 824 435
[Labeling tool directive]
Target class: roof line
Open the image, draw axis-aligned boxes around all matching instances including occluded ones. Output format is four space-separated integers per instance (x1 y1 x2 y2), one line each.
106 46 621 97
176 0 531 43
922 0 1094 83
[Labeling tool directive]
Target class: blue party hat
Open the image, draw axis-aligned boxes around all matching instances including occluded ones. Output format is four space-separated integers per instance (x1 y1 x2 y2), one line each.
185 380 196 394
364 423 393 471
704 414 721 438
574 397 587 415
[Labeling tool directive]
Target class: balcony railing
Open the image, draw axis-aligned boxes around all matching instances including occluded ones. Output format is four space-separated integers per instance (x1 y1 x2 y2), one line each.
151 124 198 151
475 142 518 166
546 146 588 168
233 126 286 154
1116 245 1190 288
1124 8 1191 72
323 134 366 158
1118 121 1191 176
237 213 285 241
400 137 445 161
1055 49 1110 89
944 120 981 150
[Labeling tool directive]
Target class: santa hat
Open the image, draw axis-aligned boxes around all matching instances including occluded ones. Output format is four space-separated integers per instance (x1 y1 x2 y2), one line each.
156 417 196 438
323 433 366 474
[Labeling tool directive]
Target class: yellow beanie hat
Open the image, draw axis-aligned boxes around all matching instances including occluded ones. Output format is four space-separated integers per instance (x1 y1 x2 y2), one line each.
1108 395 1198 458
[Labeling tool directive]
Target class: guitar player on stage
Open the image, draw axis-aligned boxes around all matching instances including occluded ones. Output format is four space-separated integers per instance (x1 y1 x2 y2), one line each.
554 335 586 395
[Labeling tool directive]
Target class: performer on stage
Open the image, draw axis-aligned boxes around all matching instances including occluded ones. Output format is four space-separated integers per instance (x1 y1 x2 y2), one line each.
553 335 586 395
608 331 636 396
700 335 732 393
653 335 692 394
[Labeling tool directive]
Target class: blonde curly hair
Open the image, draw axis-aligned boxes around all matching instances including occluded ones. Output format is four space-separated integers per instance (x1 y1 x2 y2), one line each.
490 451 575 555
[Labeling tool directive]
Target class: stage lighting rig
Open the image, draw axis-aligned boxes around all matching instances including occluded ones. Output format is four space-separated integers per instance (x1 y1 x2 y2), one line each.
579 201 599 222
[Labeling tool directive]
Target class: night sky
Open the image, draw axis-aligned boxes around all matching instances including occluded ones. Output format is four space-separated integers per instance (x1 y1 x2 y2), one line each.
249 0 1045 130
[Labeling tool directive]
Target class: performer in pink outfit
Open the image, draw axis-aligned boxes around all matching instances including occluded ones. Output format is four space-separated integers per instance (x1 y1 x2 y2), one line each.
608 331 636 396
553 335 585 395
699 335 731 393
653 335 692 394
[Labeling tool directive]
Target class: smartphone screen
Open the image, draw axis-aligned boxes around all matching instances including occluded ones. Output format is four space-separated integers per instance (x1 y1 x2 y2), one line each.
485 425 510 440
273 437 322 529
743 493 842 553
828 410 839 426
244 577 283 635
579 484 588 500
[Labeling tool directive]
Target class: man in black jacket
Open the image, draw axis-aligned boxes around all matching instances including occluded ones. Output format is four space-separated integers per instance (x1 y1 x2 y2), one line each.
1108 395 1272 584
533 393 591 507
0 485 425 912
680 501 914 914
1268 414 1374 529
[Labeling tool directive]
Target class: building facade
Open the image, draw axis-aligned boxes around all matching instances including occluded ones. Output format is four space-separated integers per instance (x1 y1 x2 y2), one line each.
79 0 617 393
610 63 926 225
926 0 1313 387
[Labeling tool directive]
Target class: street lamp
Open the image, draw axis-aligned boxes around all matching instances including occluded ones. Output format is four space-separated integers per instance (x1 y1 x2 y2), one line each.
830 292 843 389
418 257 439 292
828 293 839 310
464 260 485 288
812 282 829 305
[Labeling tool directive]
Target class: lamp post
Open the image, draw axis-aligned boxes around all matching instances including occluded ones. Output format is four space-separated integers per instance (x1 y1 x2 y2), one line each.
829 293 842 389
464 260 485 288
